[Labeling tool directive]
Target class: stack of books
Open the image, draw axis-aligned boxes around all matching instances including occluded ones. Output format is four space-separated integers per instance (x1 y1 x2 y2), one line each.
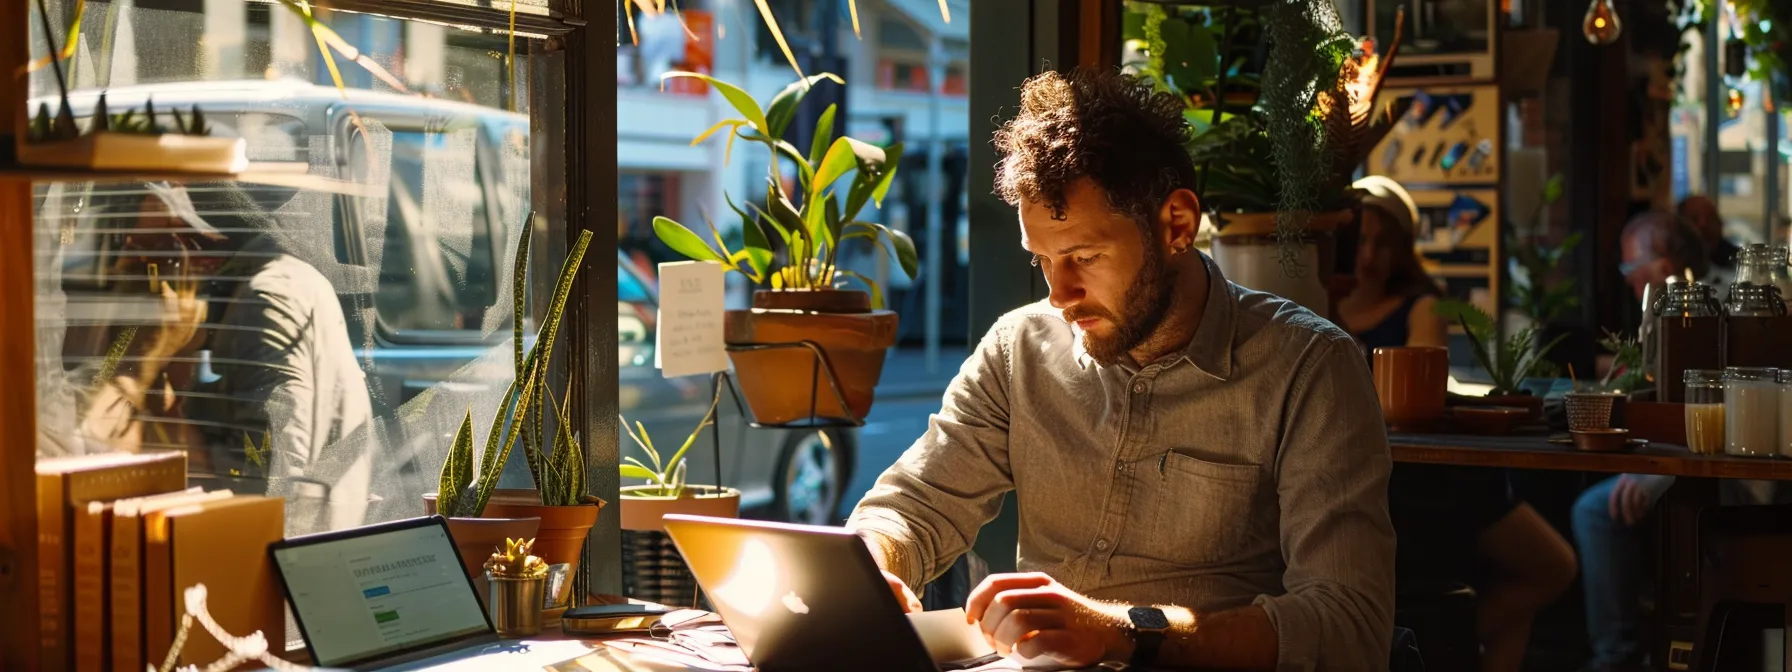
37 452 286 671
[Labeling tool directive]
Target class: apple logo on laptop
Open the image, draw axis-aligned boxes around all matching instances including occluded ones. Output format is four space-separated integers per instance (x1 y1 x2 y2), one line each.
780 591 810 615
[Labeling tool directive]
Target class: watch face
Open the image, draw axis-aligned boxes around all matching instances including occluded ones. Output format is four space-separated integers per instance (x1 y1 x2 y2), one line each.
1128 606 1170 631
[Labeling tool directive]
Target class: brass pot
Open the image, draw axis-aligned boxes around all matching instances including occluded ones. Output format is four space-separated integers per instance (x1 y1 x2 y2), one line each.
488 575 545 637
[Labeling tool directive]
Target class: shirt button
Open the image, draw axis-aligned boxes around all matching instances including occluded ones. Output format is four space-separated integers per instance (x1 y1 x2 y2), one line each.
1095 539 1110 550
1132 381 1148 394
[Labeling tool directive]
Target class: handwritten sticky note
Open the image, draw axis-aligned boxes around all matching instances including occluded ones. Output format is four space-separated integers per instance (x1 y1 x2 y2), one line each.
655 261 729 378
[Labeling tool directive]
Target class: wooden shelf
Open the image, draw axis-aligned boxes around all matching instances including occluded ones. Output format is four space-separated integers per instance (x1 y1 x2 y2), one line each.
1425 264 1494 279
0 161 378 196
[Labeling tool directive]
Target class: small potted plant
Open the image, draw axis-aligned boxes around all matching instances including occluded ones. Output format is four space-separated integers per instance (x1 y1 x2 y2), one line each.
431 226 603 590
650 71 915 425
616 390 742 604
484 537 549 638
1435 299 1567 422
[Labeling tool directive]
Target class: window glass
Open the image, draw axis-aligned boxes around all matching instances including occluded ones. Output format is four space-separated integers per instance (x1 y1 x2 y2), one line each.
29 0 554 539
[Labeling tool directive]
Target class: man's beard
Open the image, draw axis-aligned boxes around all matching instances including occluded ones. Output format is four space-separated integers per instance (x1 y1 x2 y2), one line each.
1066 239 1177 366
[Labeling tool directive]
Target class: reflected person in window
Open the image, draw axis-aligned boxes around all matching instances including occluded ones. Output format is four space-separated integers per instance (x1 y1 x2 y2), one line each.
115 182 375 536
847 69 1394 671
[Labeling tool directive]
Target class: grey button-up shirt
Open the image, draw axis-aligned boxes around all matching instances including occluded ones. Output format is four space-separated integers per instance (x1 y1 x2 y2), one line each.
848 254 1395 671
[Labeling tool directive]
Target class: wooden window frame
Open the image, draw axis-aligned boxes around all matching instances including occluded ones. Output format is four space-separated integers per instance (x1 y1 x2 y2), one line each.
0 0 620 665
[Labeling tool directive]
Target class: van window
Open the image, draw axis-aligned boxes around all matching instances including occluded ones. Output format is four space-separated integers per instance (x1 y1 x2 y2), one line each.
373 128 501 337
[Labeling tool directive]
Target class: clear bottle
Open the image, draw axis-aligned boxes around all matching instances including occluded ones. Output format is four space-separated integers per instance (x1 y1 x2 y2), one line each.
1781 369 1792 458
1724 367 1782 457
1684 369 1726 455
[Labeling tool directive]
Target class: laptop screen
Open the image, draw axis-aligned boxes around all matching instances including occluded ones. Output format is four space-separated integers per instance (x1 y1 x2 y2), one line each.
273 520 491 666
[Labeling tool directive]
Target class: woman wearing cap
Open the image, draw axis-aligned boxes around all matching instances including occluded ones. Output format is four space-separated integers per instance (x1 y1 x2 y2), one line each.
1349 176 1577 672
1339 175 1448 351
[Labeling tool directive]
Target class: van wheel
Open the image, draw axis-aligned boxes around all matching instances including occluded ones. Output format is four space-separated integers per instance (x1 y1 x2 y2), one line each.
772 429 853 525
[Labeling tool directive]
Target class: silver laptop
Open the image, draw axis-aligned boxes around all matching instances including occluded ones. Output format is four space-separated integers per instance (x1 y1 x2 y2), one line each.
269 516 584 671
661 514 1004 672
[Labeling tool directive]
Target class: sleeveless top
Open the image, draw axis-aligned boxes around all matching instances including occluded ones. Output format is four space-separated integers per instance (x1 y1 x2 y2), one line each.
1355 294 1422 355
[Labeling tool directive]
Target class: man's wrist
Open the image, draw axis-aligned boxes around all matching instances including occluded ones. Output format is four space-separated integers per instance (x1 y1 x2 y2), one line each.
1100 603 1138 663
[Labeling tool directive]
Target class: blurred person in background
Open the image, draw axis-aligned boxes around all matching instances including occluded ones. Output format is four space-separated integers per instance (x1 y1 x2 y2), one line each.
91 182 375 536
1338 176 1447 351
1345 176 1577 672
1575 209 1778 672
1676 195 1738 286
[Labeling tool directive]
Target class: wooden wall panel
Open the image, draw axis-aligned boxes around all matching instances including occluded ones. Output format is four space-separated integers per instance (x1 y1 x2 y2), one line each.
1 0 42 664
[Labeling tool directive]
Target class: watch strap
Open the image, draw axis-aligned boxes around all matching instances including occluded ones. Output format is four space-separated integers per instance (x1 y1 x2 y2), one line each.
1129 630 1165 667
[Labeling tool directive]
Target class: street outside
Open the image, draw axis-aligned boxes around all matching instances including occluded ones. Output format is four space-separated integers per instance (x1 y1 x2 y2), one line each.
836 346 969 522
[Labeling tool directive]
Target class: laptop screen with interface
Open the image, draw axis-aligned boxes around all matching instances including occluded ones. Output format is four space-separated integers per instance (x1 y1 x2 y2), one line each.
272 518 492 667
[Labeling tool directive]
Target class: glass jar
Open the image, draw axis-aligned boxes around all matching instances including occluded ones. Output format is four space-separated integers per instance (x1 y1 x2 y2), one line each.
1656 280 1724 317
1781 369 1792 458
1771 244 1792 311
1736 243 1778 287
1726 282 1788 317
1724 367 1782 457
1684 369 1726 455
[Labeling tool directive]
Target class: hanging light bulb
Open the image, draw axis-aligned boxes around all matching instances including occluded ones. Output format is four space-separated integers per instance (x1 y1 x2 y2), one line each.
1727 87 1746 118
1583 0 1623 45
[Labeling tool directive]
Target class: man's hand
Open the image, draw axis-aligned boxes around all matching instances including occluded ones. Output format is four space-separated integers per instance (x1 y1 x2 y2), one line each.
881 570 922 613
964 572 1129 668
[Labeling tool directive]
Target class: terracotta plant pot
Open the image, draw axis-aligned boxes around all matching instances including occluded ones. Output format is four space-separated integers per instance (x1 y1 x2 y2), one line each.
619 485 742 531
725 289 898 425
618 486 741 607
421 493 540 582
482 489 604 573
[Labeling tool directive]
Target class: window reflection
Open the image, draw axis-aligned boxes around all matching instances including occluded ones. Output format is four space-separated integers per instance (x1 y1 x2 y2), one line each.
30 1 543 538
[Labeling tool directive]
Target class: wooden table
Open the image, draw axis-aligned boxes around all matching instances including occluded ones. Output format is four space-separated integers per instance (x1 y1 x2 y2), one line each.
1390 432 1792 480
1388 431 1792 671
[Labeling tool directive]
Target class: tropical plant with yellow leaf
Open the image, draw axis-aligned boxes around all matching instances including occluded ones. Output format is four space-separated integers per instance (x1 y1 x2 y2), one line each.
649 71 917 308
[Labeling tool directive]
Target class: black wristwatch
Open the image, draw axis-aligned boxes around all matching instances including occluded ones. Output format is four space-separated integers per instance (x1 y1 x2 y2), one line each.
1126 606 1170 667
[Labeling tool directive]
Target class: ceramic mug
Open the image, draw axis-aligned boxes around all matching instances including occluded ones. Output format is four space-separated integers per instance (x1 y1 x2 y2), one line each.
1373 346 1449 432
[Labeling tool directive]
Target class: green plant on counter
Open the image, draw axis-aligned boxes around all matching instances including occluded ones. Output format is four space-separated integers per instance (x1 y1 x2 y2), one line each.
437 220 594 517
1435 299 1568 397
617 386 723 498
1596 330 1647 394
649 71 917 308
1507 174 1581 324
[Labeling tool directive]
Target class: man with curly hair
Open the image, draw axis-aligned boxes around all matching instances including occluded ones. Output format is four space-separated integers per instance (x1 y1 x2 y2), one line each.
848 68 1394 670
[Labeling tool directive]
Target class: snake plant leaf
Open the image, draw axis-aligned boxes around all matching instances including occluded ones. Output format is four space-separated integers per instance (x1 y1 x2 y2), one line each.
652 216 723 263
439 408 475 517
765 73 844 139
663 71 767 135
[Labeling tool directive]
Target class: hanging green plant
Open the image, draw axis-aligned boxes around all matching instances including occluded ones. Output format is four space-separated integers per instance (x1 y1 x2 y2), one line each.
1123 1 1407 277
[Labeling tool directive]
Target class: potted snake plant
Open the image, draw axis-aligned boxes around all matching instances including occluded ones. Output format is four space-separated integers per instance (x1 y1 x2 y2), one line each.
651 71 916 425
430 226 603 595
1434 299 1568 422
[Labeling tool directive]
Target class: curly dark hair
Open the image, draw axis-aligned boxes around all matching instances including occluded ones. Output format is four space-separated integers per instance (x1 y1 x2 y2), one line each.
992 68 1197 229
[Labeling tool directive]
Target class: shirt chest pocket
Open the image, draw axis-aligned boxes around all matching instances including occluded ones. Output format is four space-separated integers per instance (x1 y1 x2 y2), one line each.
1136 451 1264 565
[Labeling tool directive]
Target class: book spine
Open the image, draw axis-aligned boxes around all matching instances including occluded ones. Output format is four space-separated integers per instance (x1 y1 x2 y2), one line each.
37 472 69 672
109 511 141 672
143 513 174 670
72 503 108 672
